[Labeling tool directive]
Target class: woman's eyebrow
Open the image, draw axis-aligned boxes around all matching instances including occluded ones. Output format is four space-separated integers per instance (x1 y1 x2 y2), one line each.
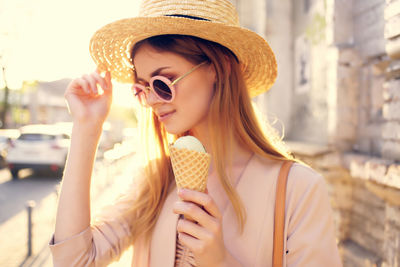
136 66 171 82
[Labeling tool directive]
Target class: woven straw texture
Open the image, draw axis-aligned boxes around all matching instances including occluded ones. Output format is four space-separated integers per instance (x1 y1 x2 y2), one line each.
89 0 277 97
169 146 211 192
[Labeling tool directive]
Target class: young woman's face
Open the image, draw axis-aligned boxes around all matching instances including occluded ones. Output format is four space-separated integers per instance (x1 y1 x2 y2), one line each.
133 44 216 135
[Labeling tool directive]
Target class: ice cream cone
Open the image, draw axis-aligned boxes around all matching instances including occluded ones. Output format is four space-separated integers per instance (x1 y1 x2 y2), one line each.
169 145 211 193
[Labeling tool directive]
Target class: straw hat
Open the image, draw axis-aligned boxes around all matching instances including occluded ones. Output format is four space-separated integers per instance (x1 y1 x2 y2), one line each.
89 0 277 97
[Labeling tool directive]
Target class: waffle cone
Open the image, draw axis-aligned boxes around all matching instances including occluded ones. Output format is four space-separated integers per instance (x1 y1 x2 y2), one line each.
169 146 211 192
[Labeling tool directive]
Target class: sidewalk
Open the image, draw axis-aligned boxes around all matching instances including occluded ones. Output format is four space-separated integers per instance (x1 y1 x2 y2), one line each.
0 149 137 267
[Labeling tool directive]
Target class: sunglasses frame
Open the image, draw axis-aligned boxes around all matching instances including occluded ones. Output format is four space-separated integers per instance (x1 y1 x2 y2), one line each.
133 61 208 106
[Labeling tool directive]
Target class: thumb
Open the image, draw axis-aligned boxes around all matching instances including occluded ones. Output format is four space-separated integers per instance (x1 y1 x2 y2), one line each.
99 71 113 96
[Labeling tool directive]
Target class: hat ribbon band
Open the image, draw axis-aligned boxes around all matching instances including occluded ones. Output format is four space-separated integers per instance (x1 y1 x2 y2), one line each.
164 14 211 22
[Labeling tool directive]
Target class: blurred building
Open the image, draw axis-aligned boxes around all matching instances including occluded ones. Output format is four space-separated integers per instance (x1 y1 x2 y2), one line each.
4 79 72 127
24 79 71 124
0 79 71 127
234 0 400 266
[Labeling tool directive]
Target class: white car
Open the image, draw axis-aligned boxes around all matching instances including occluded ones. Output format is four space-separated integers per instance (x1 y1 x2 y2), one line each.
6 124 71 179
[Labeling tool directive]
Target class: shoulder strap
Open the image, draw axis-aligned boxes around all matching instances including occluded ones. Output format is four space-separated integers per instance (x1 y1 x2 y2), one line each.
272 160 294 267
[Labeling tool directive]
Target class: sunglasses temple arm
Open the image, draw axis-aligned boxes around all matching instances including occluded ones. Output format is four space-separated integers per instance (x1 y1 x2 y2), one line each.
170 61 208 86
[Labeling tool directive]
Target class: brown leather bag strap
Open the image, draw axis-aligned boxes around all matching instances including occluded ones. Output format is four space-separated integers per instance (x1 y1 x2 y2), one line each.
272 160 294 267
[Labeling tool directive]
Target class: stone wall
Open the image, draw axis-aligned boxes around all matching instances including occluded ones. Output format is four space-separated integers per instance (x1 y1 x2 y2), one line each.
234 0 400 265
383 0 400 160
286 143 400 266
274 0 400 265
287 0 331 144
295 0 400 265
353 0 386 156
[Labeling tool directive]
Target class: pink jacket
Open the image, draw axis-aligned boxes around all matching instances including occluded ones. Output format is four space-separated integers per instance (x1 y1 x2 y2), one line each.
49 155 343 266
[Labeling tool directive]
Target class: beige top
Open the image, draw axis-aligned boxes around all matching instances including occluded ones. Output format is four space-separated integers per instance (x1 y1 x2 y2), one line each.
49 155 343 267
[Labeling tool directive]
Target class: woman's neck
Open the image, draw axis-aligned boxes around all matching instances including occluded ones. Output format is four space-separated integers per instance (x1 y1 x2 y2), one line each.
189 126 253 175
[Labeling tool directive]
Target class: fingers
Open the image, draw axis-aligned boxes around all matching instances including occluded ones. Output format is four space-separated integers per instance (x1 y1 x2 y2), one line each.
173 190 223 237
73 78 90 95
174 190 228 265
176 218 225 259
178 232 207 254
96 69 113 94
177 218 212 241
178 189 222 220
83 74 98 95
177 218 218 255
69 70 111 97
174 201 221 235
178 231 207 256
92 72 107 91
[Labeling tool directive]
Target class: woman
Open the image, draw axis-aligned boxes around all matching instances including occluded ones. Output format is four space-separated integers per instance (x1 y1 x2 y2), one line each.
50 0 343 266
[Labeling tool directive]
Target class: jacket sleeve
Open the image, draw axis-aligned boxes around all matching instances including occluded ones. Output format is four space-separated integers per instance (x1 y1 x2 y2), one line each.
49 183 138 267
284 164 343 267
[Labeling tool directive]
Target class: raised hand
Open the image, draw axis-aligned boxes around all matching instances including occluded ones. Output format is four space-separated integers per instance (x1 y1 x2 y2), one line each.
64 70 113 127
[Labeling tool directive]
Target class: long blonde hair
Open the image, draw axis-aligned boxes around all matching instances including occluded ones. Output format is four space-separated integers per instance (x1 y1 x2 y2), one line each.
126 35 295 243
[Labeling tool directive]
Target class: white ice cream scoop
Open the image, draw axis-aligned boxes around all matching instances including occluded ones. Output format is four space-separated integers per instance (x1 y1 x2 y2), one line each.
173 136 206 153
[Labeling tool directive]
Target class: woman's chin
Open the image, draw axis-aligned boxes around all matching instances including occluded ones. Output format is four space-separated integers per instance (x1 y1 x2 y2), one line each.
163 124 191 136
165 128 187 135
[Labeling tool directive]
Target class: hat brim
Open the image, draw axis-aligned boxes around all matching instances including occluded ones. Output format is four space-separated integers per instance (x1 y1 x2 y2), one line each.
89 16 277 97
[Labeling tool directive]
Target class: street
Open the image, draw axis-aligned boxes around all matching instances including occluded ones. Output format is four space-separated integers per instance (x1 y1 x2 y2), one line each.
0 169 60 225
0 150 137 267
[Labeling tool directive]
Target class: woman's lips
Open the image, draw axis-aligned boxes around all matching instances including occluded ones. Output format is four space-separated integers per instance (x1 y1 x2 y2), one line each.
158 110 176 122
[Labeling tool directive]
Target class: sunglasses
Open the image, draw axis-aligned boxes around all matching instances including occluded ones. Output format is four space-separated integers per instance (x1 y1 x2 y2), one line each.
132 61 208 106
